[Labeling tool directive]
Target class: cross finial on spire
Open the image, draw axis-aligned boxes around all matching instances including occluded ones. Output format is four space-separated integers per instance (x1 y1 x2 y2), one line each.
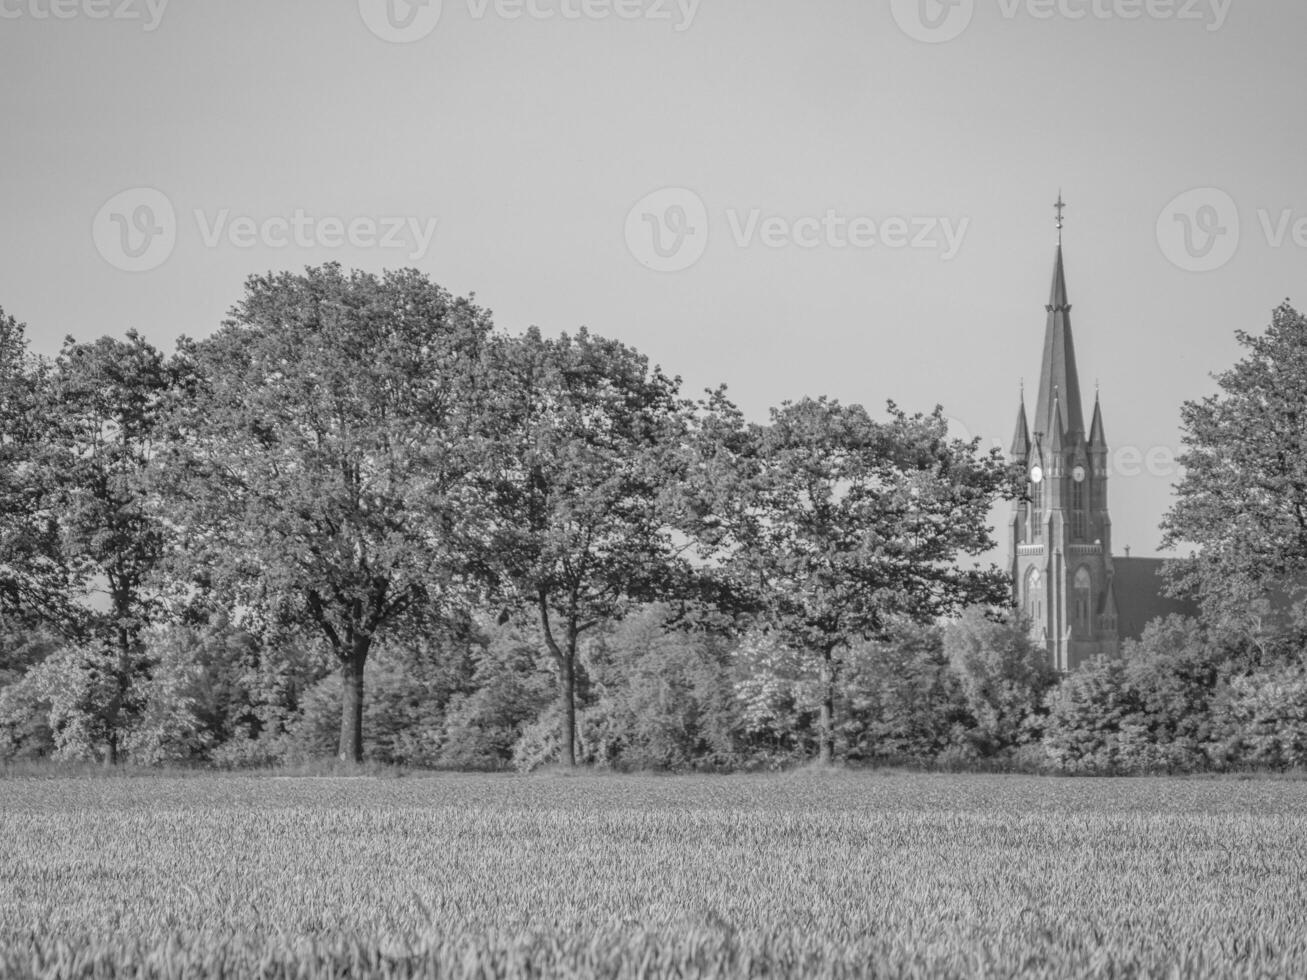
1054 190 1066 243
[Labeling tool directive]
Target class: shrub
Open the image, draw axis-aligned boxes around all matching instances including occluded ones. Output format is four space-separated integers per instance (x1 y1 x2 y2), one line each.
1213 663 1307 769
1042 655 1145 773
944 608 1058 756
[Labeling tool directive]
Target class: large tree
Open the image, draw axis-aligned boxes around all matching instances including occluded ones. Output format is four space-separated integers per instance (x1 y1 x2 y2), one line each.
1161 301 1307 652
165 265 492 763
471 327 694 766
32 330 187 760
0 308 67 626
712 397 1013 764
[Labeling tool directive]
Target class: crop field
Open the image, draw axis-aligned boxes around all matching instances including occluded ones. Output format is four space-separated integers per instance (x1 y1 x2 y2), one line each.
1 772 1305 979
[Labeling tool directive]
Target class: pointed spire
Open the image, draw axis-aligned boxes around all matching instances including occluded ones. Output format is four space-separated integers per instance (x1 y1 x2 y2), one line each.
1011 395 1030 457
1034 194 1085 443
1048 242 1071 313
1089 390 1107 449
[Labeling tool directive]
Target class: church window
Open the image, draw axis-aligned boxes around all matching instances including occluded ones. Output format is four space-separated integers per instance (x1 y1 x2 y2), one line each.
1074 566 1093 631
1030 481 1043 541
1072 479 1086 538
1025 567 1044 625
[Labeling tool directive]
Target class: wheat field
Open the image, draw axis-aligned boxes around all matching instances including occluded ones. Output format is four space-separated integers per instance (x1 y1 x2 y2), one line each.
1 770 1305 978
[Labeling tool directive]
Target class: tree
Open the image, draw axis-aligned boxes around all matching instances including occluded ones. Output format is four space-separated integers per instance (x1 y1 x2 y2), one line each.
471 328 694 766
1122 615 1224 768
0 307 68 626
944 607 1058 756
164 265 492 763
841 624 966 763
1161 301 1307 650
1041 654 1141 773
32 331 186 760
582 605 740 771
712 398 1013 764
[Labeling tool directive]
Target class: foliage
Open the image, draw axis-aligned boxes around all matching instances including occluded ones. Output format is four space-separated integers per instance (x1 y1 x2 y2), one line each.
0 308 71 628
712 397 1014 762
439 624 553 770
1042 655 1145 773
1121 615 1226 769
1212 663 1307 769
943 607 1058 755
580 605 740 771
165 265 493 761
731 631 820 765
841 623 968 762
471 327 694 766
1162 301 1307 651
0 643 142 762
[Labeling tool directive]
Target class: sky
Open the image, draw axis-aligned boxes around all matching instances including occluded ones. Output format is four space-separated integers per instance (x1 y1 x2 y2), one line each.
1 0 1304 560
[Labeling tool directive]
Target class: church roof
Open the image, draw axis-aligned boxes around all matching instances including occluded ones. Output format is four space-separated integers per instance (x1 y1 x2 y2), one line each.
1111 558 1200 643
1033 243 1087 443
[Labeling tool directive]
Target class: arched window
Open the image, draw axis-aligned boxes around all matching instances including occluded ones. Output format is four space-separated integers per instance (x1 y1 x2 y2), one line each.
1071 477 1086 539
1025 567 1044 626
1030 481 1043 541
1074 566 1093 632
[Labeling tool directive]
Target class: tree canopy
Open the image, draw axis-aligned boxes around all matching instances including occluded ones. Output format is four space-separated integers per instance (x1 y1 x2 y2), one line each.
710 397 1014 762
1161 301 1307 650
164 265 494 762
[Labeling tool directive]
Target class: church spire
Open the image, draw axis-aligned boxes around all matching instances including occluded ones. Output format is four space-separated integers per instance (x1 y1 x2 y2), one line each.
1011 392 1030 457
1034 194 1085 442
1089 389 1107 450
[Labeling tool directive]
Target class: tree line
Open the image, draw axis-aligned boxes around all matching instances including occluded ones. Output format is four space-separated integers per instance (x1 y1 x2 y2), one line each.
2 268 1305 773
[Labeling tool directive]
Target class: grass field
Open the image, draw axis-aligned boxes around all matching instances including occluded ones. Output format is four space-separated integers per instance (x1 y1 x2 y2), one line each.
2 770 1306 978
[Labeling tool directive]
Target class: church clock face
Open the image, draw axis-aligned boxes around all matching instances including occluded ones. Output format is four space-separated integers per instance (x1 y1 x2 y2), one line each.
1030 465 1043 485
1072 465 1087 483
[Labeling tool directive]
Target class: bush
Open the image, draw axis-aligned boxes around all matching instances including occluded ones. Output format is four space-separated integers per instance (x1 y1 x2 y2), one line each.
440 626 554 770
1042 655 1146 773
944 608 1058 756
1213 664 1307 769
841 624 969 763
583 608 741 771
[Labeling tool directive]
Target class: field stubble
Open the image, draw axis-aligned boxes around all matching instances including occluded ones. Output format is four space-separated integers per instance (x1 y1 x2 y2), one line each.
1 770 1304 978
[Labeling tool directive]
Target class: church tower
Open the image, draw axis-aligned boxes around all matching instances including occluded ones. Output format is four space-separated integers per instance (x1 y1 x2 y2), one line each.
1010 196 1120 671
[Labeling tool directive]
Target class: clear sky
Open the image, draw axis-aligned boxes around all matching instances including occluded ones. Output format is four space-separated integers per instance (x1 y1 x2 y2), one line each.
2 0 1304 559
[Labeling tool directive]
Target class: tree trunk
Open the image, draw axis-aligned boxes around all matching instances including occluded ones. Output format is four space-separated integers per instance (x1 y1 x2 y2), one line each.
818 645 836 765
537 590 578 768
338 636 371 764
559 651 577 767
